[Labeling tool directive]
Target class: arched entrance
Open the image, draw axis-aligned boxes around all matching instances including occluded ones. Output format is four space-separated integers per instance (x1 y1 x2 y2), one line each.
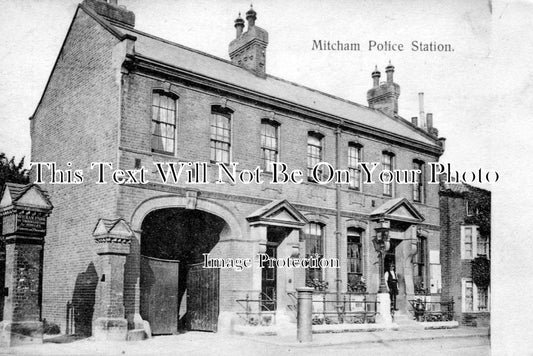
140 208 227 334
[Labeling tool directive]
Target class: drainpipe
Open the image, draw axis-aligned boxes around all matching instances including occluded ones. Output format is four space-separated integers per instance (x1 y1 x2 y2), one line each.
335 124 342 304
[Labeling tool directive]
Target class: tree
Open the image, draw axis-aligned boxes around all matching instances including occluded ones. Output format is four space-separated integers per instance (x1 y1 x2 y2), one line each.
0 153 30 189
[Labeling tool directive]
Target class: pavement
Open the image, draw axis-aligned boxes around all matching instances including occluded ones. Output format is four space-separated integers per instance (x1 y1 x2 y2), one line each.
0 327 489 356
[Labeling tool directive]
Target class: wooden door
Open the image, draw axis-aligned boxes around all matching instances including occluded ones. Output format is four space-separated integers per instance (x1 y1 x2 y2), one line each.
261 244 277 311
140 256 180 335
186 263 219 332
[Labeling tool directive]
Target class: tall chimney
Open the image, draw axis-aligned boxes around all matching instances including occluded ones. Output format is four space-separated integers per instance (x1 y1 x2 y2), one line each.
228 6 269 78
367 62 400 116
418 92 426 129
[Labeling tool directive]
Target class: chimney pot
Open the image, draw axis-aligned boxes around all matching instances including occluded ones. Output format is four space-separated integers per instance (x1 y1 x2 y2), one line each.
372 66 381 88
411 117 418 126
385 61 395 83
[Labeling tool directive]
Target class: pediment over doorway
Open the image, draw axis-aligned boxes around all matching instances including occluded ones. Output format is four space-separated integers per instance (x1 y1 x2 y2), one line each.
370 197 424 224
246 199 308 228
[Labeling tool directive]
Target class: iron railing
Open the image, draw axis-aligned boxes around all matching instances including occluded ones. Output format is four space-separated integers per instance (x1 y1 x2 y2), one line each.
287 292 378 324
408 297 455 322
235 293 276 326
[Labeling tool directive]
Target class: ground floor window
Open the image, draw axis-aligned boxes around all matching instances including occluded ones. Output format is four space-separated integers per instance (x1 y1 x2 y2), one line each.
304 222 324 284
462 278 490 312
347 228 363 286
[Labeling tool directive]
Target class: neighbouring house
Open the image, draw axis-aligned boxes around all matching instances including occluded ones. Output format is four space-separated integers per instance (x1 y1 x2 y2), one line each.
440 182 491 326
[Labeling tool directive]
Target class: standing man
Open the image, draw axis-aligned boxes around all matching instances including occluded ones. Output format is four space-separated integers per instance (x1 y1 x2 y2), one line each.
385 264 399 311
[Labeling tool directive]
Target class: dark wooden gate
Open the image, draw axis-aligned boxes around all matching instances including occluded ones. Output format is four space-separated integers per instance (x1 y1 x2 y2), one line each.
140 256 180 335
186 263 219 332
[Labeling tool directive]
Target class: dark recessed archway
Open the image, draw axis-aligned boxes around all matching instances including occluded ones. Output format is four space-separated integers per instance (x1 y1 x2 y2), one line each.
141 208 226 262
140 208 227 333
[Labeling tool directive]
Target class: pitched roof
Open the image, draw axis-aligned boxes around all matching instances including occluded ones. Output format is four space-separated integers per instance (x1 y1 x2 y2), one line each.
75 3 440 149
123 27 438 146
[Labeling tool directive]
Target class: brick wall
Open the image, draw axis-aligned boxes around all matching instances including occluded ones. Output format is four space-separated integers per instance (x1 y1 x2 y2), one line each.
30 8 123 334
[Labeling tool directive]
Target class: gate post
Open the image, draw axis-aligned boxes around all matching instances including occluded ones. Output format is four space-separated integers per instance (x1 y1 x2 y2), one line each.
296 287 314 343
92 218 133 341
0 183 53 347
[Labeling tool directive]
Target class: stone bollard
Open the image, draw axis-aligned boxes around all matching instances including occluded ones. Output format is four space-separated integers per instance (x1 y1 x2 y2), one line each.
296 287 314 343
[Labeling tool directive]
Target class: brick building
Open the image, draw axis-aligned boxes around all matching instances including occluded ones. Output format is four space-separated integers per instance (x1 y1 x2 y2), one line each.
26 0 445 336
440 182 490 326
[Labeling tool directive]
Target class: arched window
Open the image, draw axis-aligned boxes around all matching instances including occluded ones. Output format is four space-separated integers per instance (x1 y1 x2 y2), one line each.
151 91 177 154
347 227 363 285
210 106 232 164
348 143 362 191
261 119 279 172
304 222 324 282
307 132 324 182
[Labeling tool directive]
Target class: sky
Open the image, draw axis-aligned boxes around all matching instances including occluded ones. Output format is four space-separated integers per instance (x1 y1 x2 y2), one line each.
1 0 533 352
1 0 495 184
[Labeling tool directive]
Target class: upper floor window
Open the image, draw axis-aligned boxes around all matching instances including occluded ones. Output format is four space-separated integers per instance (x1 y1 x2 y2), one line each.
462 226 474 259
347 227 362 285
466 201 477 216
348 143 362 191
304 222 324 282
307 132 324 182
261 120 279 172
210 106 232 164
151 91 177 154
461 225 489 259
382 152 394 196
413 160 424 202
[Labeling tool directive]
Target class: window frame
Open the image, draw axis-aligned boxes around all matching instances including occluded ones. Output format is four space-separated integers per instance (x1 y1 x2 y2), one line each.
260 119 280 172
461 225 489 260
307 132 324 182
210 105 233 164
348 143 362 191
347 227 363 285
413 160 424 203
151 91 178 155
381 151 395 196
414 235 428 290
304 222 325 282
462 278 490 312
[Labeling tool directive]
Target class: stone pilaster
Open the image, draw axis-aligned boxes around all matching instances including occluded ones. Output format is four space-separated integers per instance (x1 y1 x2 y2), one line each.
0 183 52 347
92 218 133 341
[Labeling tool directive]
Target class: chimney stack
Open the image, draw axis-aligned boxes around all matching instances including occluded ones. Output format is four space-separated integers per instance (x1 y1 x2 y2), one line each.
229 5 269 78
367 62 400 116
82 0 135 27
